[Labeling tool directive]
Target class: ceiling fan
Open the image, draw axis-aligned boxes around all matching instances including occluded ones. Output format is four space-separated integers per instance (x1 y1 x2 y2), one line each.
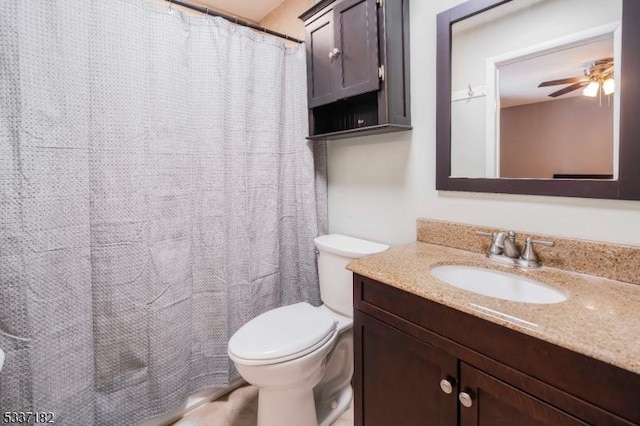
538 57 614 98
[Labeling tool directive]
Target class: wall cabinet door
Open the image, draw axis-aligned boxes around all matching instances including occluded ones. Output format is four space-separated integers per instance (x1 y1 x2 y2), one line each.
332 0 380 100
458 363 589 426
306 10 336 107
354 311 457 426
306 0 379 108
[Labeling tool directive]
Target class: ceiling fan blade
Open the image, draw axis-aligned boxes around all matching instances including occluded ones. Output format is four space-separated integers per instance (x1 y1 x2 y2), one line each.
548 81 590 98
538 76 586 87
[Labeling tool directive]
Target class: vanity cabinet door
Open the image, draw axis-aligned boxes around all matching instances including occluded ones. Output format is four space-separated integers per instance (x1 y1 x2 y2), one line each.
354 311 457 426
458 363 588 426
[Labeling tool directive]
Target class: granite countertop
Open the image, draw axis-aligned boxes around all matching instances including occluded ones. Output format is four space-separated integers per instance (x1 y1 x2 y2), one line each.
347 241 640 375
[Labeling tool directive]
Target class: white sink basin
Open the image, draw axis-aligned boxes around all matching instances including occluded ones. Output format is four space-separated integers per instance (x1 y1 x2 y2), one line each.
430 265 567 304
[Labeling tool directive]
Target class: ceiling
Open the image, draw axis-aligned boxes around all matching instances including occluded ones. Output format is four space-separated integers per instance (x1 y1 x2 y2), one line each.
196 0 286 23
500 35 614 108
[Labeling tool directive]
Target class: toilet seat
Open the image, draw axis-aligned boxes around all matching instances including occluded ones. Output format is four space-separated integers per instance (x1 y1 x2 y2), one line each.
228 302 338 366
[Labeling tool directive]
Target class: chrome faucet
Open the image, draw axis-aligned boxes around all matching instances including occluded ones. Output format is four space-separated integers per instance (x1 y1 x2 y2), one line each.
476 230 554 269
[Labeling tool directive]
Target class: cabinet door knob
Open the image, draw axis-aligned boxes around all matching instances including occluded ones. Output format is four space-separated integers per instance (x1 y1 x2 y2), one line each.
459 392 473 408
328 48 341 60
439 379 454 394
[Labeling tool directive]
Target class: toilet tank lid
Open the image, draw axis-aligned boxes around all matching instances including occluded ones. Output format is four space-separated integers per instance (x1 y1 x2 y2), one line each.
314 234 389 259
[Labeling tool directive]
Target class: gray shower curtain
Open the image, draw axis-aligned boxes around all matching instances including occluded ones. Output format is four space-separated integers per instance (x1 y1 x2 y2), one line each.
0 0 327 424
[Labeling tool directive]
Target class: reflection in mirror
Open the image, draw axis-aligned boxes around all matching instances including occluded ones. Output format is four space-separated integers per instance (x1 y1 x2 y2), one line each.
450 0 622 179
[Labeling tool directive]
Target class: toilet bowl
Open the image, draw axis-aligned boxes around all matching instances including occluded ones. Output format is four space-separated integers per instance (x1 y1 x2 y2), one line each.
228 234 388 426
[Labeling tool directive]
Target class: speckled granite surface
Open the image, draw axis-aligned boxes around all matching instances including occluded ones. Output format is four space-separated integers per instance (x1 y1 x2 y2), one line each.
417 219 640 285
347 242 640 375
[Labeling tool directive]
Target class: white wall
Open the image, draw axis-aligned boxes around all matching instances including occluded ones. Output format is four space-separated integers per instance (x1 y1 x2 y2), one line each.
451 96 486 177
327 0 640 247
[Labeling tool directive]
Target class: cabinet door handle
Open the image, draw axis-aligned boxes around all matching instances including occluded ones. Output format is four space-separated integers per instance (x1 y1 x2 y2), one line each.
459 392 473 408
328 48 341 60
439 379 454 394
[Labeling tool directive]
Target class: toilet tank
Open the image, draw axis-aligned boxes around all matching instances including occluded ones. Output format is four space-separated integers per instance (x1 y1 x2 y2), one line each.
314 234 389 317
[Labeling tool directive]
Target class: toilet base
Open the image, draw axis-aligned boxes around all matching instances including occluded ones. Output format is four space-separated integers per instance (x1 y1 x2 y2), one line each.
316 384 352 426
257 366 324 426
314 328 354 426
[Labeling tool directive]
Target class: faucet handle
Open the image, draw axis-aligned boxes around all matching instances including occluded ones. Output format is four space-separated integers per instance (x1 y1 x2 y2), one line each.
475 230 494 237
521 237 555 263
530 238 555 248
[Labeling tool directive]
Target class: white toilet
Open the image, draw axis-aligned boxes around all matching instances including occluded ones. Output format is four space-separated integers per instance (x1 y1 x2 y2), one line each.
228 234 389 426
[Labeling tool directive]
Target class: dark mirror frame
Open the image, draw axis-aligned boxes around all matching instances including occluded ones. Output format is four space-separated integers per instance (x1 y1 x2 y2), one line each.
436 0 640 200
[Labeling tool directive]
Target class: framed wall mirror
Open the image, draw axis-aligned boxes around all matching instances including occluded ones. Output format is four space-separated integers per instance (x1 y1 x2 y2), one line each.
436 0 640 200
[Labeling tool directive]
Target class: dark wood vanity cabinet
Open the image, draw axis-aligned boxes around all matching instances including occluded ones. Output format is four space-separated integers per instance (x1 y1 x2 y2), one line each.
299 0 411 140
353 274 640 426
357 312 457 426
457 363 589 426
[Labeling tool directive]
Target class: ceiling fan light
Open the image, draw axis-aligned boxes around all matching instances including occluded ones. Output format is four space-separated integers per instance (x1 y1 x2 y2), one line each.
583 81 600 97
603 78 615 95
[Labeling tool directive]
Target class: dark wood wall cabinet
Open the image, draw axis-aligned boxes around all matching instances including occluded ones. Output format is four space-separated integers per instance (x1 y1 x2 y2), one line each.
299 0 411 140
353 274 640 426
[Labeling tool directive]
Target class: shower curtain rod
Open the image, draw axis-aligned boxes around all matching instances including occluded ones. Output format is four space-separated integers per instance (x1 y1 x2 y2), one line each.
166 0 304 44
